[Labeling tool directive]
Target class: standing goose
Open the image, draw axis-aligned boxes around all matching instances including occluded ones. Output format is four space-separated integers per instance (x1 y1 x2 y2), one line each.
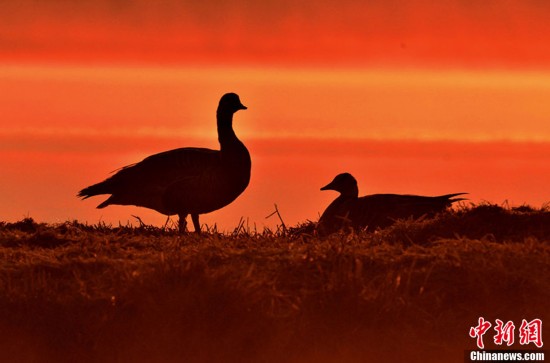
317 173 466 235
78 93 251 233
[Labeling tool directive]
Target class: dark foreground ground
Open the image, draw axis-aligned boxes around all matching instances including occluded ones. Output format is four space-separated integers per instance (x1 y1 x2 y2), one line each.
1 204 549 363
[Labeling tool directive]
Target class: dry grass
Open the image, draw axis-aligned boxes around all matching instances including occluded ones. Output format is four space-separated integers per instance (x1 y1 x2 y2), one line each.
1 204 549 363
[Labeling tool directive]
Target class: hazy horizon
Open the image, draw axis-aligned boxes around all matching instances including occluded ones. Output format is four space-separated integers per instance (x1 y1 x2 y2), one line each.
3 64 550 141
1 131 549 231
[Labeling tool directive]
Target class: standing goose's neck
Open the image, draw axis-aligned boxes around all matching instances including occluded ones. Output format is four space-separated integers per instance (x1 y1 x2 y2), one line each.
217 109 238 148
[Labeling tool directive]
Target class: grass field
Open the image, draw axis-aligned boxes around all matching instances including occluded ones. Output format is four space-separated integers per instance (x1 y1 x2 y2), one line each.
1 204 549 363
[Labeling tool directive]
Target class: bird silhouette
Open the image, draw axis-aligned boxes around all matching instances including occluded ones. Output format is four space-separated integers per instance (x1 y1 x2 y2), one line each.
317 173 466 235
78 93 251 233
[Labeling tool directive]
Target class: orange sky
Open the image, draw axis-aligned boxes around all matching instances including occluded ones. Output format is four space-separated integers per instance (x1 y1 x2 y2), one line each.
1 0 549 68
1 1 549 229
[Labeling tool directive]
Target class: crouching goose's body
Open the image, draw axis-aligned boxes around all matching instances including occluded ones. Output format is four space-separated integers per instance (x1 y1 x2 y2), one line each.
78 93 251 233
317 173 466 235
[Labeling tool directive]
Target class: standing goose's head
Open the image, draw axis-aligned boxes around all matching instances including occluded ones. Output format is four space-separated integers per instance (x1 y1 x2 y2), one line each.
321 173 359 198
218 93 247 115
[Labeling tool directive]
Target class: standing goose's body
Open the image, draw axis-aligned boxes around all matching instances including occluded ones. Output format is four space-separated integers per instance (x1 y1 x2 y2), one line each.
317 173 466 235
78 93 251 233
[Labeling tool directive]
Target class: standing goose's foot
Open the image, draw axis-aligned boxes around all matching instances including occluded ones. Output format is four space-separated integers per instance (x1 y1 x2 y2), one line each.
191 214 201 234
178 213 188 234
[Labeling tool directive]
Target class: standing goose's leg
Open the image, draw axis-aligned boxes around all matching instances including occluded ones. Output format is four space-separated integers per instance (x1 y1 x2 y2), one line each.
191 214 201 234
163 215 171 230
178 213 188 233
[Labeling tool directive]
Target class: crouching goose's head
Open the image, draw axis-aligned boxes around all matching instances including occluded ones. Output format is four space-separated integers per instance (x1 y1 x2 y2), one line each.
321 173 359 198
218 93 247 115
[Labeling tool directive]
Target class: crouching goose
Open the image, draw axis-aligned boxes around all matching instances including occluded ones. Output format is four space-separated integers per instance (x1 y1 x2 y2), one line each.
317 173 466 235
78 93 251 233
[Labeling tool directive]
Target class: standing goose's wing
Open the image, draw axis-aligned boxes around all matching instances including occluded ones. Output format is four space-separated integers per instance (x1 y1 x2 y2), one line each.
114 147 220 188
80 147 221 211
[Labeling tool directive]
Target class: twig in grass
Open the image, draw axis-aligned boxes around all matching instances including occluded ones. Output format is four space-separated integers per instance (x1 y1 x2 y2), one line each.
131 215 146 228
232 217 247 236
266 204 287 233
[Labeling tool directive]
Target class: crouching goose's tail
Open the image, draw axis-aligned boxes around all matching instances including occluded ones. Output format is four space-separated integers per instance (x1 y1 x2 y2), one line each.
440 192 469 204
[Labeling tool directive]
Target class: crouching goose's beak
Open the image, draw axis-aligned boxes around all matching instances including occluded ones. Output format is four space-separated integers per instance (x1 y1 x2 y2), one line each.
321 181 336 191
238 103 247 110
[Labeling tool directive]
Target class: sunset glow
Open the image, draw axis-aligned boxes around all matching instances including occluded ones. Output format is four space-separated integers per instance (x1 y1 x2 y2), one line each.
1 1 549 230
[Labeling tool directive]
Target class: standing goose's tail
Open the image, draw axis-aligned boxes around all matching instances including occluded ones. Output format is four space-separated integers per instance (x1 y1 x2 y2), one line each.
77 181 112 208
